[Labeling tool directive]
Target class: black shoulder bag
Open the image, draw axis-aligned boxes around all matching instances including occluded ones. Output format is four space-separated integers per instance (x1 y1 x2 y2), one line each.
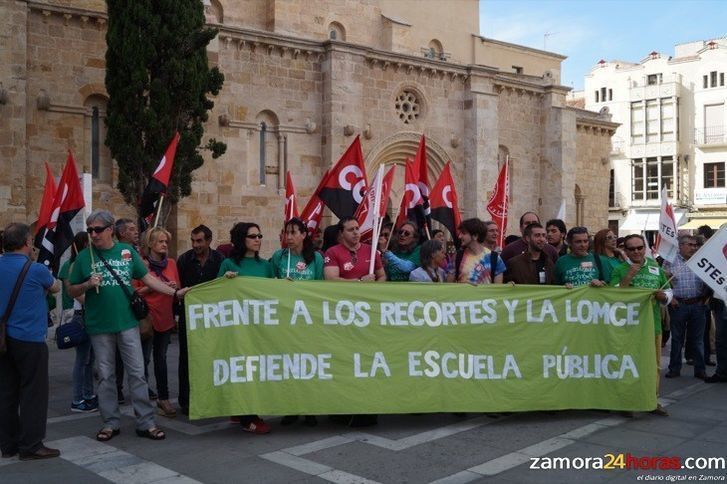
0 259 33 355
94 250 149 321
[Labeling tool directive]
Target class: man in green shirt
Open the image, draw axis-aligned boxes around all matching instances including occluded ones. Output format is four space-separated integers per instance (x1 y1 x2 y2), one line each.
69 210 189 442
609 234 672 417
554 226 606 287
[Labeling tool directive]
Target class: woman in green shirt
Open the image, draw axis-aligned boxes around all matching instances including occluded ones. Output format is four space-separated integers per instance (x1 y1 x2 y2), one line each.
593 228 627 283
218 222 272 434
271 218 324 281
272 218 323 427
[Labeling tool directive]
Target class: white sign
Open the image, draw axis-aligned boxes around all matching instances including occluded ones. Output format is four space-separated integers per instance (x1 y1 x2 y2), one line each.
686 226 727 298
694 188 727 206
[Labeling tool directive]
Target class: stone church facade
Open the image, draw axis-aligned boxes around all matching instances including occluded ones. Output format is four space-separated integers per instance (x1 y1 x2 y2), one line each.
0 0 617 254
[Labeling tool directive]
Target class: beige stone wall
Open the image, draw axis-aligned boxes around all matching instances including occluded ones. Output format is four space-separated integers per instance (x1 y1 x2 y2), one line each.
475 38 563 83
575 120 616 231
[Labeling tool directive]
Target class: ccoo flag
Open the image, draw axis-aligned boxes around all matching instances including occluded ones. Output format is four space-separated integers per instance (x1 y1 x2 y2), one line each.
139 132 180 227
430 161 462 243
318 136 368 218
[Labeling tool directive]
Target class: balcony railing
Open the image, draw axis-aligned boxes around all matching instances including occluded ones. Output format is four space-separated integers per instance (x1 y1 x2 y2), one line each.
695 126 726 145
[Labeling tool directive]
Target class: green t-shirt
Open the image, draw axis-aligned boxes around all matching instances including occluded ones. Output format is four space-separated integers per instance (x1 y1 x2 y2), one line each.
218 257 273 278
69 242 148 335
385 245 421 282
58 259 74 310
270 249 324 280
554 253 600 286
599 255 623 285
609 258 669 335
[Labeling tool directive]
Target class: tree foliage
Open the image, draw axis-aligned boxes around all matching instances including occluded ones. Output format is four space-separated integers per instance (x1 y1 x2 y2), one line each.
105 0 226 220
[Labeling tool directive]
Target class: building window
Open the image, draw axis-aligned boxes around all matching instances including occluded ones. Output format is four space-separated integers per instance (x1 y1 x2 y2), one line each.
704 162 726 188
647 74 658 85
595 90 599 103
608 169 615 207
395 90 421 124
646 99 659 143
328 21 345 41
84 95 111 184
704 75 709 89
512 65 523 74
631 102 644 143
661 98 675 142
608 89 613 101
721 73 725 87
711 71 718 88
600 87 607 103
632 156 675 201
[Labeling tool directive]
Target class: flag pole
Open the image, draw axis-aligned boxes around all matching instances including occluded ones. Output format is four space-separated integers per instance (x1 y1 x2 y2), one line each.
369 165 385 275
153 195 165 228
87 234 99 294
386 191 407 252
286 200 294 279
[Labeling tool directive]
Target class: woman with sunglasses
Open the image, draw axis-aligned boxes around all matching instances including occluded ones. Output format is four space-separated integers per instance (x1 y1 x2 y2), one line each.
593 228 627 283
217 222 272 434
609 234 672 416
271 218 323 427
382 221 421 281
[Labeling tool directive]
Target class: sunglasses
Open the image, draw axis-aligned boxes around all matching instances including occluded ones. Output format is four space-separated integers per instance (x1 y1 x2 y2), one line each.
87 225 110 234
625 246 645 252
605 235 617 240
246 234 264 239
349 251 357 264
399 230 413 237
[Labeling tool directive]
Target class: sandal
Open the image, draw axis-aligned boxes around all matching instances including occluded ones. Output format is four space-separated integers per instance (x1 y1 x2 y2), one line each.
96 428 120 442
135 427 165 440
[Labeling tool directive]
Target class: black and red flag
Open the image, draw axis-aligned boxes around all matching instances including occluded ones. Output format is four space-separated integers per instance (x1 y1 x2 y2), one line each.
33 162 56 250
37 151 85 272
139 132 180 228
410 135 432 231
318 135 368 218
300 169 329 234
430 161 462 244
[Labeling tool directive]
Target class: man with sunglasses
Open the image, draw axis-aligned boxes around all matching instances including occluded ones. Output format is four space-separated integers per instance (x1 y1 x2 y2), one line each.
68 210 190 443
609 234 672 416
554 227 605 288
662 235 709 380
382 221 421 281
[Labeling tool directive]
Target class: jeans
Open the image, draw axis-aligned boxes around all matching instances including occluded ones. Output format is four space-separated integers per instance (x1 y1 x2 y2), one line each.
90 327 156 431
668 303 706 375
142 336 153 390
72 337 95 403
152 329 172 400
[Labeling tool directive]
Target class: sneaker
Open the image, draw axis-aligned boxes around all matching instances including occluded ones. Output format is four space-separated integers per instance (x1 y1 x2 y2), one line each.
241 418 270 434
71 400 99 413
85 395 98 406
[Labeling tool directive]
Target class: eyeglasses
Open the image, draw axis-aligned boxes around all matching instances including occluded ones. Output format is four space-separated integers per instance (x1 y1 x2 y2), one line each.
605 235 617 240
87 225 110 234
625 246 645 252
246 234 264 239
349 251 358 264
682 242 697 247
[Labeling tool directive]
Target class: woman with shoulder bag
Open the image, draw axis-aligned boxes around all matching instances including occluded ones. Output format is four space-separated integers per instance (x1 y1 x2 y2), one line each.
58 232 97 413
134 227 180 418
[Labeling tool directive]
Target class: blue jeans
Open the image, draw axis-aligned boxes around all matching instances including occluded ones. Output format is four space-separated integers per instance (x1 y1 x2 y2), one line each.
668 303 706 375
72 337 95 403
90 326 156 431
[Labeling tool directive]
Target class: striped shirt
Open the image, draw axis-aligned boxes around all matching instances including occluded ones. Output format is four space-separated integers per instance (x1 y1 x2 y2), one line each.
662 254 705 299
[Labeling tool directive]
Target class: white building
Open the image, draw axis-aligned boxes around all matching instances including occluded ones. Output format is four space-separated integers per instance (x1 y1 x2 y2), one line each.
570 37 727 236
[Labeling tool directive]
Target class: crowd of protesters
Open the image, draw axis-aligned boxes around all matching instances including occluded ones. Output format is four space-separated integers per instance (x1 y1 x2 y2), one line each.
1 207 726 461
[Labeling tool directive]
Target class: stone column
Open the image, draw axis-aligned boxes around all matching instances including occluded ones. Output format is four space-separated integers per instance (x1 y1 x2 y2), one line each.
540 87 577 227
463 73 499 219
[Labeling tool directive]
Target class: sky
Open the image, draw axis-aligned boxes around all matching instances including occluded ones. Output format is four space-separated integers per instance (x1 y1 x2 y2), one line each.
479 0 727 91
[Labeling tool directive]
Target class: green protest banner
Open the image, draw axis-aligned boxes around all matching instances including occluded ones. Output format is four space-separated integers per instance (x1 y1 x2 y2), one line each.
185 277 658 419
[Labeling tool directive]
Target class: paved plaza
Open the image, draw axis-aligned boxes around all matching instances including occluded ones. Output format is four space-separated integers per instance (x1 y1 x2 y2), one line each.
3 334 726 483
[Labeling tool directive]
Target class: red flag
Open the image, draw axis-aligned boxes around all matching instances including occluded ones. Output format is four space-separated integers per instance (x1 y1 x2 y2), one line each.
355 165 396 242
34 162 56 246
37 151 86 272
396 159 425 228
430 162 462 241
140 132 180 224
318 136 368 218
486 157 510 249
411 135 432 227
284 171 300 222
300 169 330 234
